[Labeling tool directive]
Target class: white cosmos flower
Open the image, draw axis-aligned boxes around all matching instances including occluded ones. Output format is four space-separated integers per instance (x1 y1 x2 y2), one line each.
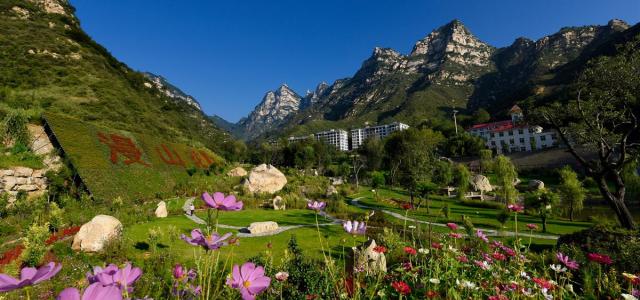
418 248 429 254
408 225 416 229
447 245 459 253
550 264 567 273
621 294 638 300
565 284 574 293
429 278 440 284
456 279 477 289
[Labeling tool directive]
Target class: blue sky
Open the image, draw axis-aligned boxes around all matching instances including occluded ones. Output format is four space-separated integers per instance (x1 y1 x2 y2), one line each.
71 0 639 122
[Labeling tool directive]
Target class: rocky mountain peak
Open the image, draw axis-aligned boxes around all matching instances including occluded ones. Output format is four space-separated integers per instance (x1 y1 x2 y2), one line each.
143 72 202 111
607 19 629 30
29 0 68 15
240 84 302 139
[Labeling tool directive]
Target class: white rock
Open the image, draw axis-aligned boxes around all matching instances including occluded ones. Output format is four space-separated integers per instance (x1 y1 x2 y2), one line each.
17 184 38 192
72 215 123 252
243 164 287 194
227 167 247 177
248 221 278 234
350 239 387 275
469 175 493 192
3 177 17 190
528 180 545 190
326 185 338 197
155 201 168 218
13 167 33 177
0 170 15 177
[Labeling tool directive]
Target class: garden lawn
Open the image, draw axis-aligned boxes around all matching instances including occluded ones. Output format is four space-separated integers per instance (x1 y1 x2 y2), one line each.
350 188 593 236
125 209 359 263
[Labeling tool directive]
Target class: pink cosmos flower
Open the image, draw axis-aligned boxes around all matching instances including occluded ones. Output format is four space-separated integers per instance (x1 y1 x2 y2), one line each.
446 223 459 231
556 252 580 270
0 262 61 292
343 220 366 235
492 252 507 261
449 233 463 239
507 204 524 212
275 272 289 282
431 242 443 250
307 201 326 211
476 229 489 243
202 192 243 211
526 223 538 230
227 262 271 300
57 283 122 300
93 263 142 290
587 253 613 265
474 260 491 270
457 255 469 263
181 229 232 251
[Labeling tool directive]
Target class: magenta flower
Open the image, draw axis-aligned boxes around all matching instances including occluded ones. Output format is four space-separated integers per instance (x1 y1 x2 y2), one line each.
526 223 538 230
227 262 271 300
86 264 119 284
446 223 459 231
57 283 123 300
181 229 232 251
476 229 489 243
94 263 142 290
587 253 613 265
202 192 243 211
449 233 463 239
306 201 326 211
0 262 61 292
343 220 366 235
507 204 524 212
556 252 580 270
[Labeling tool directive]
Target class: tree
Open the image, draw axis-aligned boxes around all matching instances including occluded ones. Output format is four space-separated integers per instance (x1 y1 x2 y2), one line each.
479 149 493 174
557 166 585 221
453 163 471 200
525 189 560 233
359 137 384 171
433 160 453 188
416 181 438 213
535 40 640 229
494 155 518 204
370 171 385 200
443 133 486 157
385 128 444 204
472 108 491 124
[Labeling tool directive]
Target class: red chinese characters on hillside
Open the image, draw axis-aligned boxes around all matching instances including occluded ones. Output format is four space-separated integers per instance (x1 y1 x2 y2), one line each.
97 132 215 169
98 132 151 166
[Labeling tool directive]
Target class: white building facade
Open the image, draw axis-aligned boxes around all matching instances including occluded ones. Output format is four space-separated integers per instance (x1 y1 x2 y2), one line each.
313 129 349 152
466 105 558 154
350 122 410 150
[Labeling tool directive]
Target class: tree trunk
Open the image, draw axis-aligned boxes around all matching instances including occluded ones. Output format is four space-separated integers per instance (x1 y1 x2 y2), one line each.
542 215 547 233
569 202 574 222
597 176 636 230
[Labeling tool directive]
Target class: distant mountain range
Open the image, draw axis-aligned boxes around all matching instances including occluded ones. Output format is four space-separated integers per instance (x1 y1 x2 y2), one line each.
215 19 636 141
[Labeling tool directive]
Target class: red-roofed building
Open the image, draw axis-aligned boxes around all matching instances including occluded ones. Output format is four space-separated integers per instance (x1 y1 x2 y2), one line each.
466 106 558 154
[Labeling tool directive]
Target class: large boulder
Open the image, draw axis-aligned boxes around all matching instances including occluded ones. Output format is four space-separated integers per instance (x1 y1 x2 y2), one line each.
470 175 493 192
227 166 248 177
248 221 279 234
243 164 287 194
326 185 338 197
155 201 168 218
348 239 387 275
528 180 545 190
72 215 123 252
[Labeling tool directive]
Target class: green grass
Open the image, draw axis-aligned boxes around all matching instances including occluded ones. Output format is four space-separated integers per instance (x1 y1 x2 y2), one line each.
0 150 44 169
124 209 359 262
44 113 224 201
350 188 593 236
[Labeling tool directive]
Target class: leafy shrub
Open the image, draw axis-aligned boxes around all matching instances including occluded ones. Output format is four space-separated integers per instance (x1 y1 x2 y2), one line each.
0 109 30 146
21 222 50 267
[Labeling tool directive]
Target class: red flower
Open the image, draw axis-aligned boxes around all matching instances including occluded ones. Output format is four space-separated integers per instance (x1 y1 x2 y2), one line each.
373 246 387 254
446 222 459 231
457 255 469 263
492 252 506 261
404 246 417 255
401 203 413 210
426 290 439 298
587 253 613 265
402 261 413 271
431 242 442 250
392 281 411 295
488 295 509 300
532 277 554 290
305 294 318 300
507 204 524 212
526 223 538 230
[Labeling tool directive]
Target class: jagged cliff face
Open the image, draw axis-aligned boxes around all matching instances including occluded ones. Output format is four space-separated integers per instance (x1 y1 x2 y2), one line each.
239 84 301 139
230 19 634 140
143 72 202 110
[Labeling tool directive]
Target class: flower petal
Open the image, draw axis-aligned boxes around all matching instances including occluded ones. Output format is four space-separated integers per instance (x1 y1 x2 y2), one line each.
57 287 81 300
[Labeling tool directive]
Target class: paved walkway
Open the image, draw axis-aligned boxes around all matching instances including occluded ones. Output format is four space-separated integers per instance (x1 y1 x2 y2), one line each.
349 198 559 240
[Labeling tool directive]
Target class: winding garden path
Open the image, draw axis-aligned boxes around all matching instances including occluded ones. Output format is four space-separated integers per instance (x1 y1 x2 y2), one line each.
349 198 560 240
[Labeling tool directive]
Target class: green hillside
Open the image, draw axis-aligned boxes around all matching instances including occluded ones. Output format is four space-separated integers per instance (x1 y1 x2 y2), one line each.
0 0 231 151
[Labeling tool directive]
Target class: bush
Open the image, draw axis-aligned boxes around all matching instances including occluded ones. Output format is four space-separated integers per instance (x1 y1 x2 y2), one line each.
21 222 50 267
557 225 640 273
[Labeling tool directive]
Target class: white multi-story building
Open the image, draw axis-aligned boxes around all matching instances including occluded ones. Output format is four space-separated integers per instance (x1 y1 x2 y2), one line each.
313 129 349 152
350 122 410 150
287 134 313 142
467 105 558 154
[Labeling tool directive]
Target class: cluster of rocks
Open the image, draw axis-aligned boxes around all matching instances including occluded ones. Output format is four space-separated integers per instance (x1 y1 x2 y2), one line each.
0 167 47 201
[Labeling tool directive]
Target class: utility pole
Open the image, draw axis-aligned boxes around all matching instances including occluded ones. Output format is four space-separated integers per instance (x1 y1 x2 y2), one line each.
453 109 459 136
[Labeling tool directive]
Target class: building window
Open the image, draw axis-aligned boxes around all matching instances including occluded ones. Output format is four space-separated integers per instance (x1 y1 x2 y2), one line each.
518 129 524 134
490 133 495 138
499 132 504 137
519 138 525 143
510 139 515 145
540 135 547 141
520 147 526 152
508 131 513 136
491 141 496 146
